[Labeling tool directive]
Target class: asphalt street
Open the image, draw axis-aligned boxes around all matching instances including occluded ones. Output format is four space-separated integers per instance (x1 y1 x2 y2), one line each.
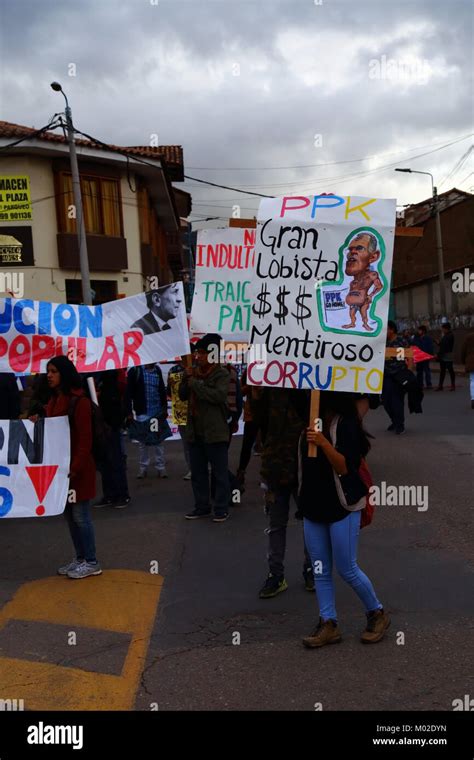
0 379 473 711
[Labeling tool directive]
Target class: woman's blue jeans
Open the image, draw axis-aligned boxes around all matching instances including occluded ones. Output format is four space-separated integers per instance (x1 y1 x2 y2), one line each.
303 511 382 622
65 500 97 563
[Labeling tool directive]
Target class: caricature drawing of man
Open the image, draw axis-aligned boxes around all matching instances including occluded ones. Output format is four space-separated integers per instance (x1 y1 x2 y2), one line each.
341 232 383 331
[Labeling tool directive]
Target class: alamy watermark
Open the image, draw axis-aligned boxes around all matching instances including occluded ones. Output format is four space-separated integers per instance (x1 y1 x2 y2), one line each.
0 271 24 298
368 55 432 85
207 340 267 366
369 482 429 512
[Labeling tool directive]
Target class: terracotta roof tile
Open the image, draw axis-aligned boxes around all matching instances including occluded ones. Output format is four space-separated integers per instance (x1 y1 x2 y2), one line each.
0 120 184 178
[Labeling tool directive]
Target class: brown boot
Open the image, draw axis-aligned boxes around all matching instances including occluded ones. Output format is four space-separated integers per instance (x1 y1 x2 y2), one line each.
302 618 342 648
361 608 391 644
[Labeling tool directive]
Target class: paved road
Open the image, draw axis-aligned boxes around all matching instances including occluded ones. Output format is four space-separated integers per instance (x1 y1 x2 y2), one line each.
0 381 473 711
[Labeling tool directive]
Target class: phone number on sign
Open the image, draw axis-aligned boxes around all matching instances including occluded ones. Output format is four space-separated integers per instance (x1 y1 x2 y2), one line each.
0 212 32 220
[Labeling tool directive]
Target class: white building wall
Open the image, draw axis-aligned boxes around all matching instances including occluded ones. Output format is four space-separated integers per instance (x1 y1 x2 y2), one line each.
0 156 145 302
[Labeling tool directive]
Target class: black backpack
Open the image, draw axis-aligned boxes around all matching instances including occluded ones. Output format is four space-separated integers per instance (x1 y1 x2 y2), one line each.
68 395 112 465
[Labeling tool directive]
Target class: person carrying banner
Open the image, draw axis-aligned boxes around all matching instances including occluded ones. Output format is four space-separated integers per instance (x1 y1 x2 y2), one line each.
251 387 314 598
95 370 131 508
126 363 170 478
236 368 260 489
461 331 474 409
167 359 191 479
179 333 231 522
300 391 390 648
0 372 21 419
411 325 434 389
43 355 102 579
382 320 407 434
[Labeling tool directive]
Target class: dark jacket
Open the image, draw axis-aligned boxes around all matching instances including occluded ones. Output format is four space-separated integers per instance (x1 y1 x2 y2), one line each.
0 373 21 419
125 365 167 417
131 312 172 335
97 371 126 430
46 388 96 501
179 366 230 444
438 331 454 361
251 388 310 490
461 333 474 373
412 334 434 355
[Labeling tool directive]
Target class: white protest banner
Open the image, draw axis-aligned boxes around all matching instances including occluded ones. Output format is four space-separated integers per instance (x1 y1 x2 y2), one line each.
248 194 396 393
0 283 189 375
191 227 256 339
0 417 70 518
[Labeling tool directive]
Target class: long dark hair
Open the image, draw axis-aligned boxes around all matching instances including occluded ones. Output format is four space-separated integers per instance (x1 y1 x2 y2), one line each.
47 355 83 394
319 391 372 457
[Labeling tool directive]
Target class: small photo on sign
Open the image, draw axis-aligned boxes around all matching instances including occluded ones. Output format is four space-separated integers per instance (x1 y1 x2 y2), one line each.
317 228 387 337
0 227 34 267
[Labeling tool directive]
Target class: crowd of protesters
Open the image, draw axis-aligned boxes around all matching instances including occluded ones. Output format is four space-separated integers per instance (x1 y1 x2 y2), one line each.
1 319 473 646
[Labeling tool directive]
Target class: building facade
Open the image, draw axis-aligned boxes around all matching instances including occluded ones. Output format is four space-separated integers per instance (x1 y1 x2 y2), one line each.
0 121 192 304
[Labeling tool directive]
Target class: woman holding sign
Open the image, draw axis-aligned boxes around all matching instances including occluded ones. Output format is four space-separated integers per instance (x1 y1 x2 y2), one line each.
45 356 102 579
299 392 389 648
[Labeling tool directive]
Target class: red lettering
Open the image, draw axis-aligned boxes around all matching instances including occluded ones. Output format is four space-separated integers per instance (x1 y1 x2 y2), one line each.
55 336 65 356
97 336 121 371
263 360 284 386
196 244 204 267
10 335 31 373
74 338 98 372
247 360 262 386
31 335 55 373
281 361 298 388
122 330 143 367
244 229 256 246
0 336 7 359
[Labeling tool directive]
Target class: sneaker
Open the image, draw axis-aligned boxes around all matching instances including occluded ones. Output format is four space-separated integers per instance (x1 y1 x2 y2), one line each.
302 618 342 648
213 512 229 523
435 387 443 392
449 386 456 392
67 561 102 579
185 508 211 520
157 470 168 479
395 426 405 435
114 497 131 509
57 558 83 576
259 573 288 599
360 608 391 644
183 471 192 480
93 497 113 508
136 469 147 479
386 423 395 432
303 567 315 592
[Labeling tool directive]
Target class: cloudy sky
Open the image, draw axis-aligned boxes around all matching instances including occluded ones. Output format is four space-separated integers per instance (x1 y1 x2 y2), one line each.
1 0 472 227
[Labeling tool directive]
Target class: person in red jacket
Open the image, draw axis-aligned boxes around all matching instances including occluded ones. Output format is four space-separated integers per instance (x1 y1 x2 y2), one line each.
45 356 102 579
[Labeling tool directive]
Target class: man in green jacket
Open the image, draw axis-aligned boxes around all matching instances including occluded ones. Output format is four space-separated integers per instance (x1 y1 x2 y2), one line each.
179 333 231 522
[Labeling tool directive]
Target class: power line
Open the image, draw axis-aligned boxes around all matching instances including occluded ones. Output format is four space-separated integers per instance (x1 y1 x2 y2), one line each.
186 133 474 171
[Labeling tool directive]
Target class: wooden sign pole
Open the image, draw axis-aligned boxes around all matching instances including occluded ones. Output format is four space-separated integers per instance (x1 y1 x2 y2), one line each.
308 390 320 458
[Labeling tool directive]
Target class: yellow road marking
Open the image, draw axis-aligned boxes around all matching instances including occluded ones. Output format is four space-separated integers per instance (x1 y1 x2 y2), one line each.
0 570 163 710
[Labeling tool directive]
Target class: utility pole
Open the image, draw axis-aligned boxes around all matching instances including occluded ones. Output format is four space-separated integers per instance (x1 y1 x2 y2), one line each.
433 186 447 316
51 82 92 305
395 168 447 317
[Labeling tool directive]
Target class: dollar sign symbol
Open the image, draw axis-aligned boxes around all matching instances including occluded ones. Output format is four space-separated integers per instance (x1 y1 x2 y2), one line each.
274 286 290 325
253 283 272 318
291 286 313 327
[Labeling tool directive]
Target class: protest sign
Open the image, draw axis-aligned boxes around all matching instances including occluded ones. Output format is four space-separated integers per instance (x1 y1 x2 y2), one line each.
248 194 396 393
0 175 32 221
0 417 70 518
0 283 189 375
191 227 256 339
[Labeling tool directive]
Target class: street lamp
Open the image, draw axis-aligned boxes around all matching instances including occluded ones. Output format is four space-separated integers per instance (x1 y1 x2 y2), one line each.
395 167 446 316
50 81 92 305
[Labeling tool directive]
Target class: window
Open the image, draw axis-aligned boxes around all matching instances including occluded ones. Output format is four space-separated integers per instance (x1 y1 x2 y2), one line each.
57 173 123 237
65 279 118 305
